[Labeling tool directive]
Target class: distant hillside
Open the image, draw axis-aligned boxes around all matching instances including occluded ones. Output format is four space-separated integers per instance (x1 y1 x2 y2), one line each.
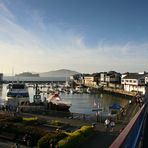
39 69 80 77
16 72 39 77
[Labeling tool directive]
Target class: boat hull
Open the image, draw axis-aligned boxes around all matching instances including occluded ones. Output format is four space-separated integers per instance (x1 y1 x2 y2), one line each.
49 102 71 111
6 97 30 106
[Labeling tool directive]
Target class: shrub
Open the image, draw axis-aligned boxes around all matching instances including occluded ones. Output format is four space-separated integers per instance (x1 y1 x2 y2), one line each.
57 126 94 148
25 126 47 145
37 132 68 148
22 117 45 126
0 122 15 133
37 133 54 148
4 116 23 122
55 132 68 143
0 121 47 146
79 126 94 137
22 117 37 125
51 120 62 126
23 117 38 121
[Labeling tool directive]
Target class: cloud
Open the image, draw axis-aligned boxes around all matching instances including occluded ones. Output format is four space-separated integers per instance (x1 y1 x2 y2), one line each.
0 1 15 21
0 1 148 74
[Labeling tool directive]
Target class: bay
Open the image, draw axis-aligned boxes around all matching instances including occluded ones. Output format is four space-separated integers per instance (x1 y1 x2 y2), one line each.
0 84 128 114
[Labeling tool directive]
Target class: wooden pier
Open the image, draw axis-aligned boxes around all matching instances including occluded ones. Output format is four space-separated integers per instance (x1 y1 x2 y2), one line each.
100 87 136 98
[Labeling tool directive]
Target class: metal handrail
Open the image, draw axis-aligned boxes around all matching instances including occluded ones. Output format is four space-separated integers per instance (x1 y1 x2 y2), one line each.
110 104 146 148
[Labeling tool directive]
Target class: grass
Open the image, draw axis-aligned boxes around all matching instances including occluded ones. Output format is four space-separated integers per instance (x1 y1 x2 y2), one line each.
23 117 38 121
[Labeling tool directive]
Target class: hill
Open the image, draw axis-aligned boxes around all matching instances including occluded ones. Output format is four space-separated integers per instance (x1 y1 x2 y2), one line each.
15 72 39 77
39 69 80 77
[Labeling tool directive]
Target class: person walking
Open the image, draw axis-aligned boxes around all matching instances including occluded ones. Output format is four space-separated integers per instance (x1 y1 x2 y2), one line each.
110 120 115 132
105 118 110 132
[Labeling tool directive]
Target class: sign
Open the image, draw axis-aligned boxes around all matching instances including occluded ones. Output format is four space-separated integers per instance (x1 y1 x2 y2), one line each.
92 108 103 112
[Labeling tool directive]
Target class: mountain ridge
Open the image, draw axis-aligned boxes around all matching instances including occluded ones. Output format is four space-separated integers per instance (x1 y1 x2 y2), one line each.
39 69 80 77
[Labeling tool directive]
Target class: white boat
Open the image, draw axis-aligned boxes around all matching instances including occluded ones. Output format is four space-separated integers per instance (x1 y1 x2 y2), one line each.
48 92 71 111
6 82 30 106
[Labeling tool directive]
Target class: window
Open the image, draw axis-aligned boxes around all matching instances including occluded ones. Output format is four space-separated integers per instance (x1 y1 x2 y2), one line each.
140 79 145 83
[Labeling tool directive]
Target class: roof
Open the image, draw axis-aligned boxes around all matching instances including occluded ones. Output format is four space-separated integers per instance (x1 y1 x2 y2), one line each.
92 73 101 77
108 71 118 74
122 73 147 79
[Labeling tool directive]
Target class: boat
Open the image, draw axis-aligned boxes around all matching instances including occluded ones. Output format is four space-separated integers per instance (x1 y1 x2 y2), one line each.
47 92 71 111
33 83 42 104
109 103 122 110
6 82 30 106
92 100 103 112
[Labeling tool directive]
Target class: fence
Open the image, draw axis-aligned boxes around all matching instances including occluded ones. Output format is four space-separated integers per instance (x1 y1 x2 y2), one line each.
109 104 147 148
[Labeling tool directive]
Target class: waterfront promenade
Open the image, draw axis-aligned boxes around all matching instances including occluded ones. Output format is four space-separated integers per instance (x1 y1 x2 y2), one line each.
0 101 140 148
20 103 140 147
23 103 139 148
102 87 136 97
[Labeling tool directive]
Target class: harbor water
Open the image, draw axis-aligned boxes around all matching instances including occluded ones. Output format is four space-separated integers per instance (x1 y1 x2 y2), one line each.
0 84 128 114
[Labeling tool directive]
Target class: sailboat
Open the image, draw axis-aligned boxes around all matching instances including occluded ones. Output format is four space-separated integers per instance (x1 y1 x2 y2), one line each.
92 94 103 111
92 100 103 112
92 100 103 122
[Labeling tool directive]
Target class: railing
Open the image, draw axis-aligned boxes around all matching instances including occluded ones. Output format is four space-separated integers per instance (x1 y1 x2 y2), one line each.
110 104 147 148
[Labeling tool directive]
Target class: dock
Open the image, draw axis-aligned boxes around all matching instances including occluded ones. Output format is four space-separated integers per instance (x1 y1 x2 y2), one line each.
100 87 136 97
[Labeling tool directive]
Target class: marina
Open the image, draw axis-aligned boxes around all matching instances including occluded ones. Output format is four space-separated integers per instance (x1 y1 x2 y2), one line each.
0 79 145 147
0 83 128 114
0 0 148 147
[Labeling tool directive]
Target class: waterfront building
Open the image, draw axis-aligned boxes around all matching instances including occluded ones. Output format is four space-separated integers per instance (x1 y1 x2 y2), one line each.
100 71 121 88
105 71 121 83
145 75 148 84
121 72 147 94
70 74 83 84
100 72 107 86
105 71 121 89
73 71 121 89
70 73 91 86
84 73 100 88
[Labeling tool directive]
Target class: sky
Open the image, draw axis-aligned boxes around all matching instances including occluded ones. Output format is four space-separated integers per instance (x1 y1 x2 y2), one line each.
0 0 148 75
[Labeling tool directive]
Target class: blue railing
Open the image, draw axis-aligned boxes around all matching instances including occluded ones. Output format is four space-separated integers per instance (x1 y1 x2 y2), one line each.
110 104 147 148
